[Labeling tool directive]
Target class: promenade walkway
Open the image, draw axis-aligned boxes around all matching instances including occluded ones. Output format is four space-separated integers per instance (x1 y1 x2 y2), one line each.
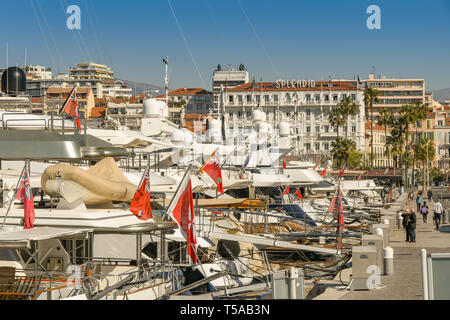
313 192 450 300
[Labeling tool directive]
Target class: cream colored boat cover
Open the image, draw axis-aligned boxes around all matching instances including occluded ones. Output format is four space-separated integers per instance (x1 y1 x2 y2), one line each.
41 157 137 204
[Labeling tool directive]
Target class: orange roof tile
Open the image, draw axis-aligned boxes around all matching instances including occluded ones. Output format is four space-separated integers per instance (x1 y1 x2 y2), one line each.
90 107 106 118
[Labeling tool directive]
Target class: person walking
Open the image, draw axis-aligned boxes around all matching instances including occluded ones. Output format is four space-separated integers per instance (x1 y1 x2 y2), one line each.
401 209 411 242
434 199 443 230
416 193 422 213
408 209 417 243
421 201 429 223
427 189 433 202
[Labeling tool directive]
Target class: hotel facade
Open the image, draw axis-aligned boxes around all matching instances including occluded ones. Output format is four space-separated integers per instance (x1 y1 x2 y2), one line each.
221 80 366 161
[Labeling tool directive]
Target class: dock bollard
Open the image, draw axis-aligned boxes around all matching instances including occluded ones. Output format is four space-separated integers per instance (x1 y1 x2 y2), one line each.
383 247 394 275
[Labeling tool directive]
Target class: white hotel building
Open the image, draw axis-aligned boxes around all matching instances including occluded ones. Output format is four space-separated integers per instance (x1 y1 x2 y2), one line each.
221 80 366 161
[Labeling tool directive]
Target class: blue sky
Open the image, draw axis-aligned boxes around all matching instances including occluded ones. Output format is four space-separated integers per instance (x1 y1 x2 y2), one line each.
1 0 450 90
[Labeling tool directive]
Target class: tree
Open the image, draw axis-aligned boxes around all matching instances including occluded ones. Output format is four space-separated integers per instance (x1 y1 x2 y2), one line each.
364 87 380 168
411 102 428 189
339 96 358 138
377 108 394 167
347 151 364 169
328 105 346 139
331 137 356 168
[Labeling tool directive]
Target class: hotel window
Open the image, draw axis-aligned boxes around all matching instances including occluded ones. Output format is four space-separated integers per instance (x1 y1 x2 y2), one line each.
306 109 311 116
255 95 260 103
351 94 356 101
324 94 329 101
342 94 347 99
315 95 320 102
229 112 233 118
264 95 270 103
315 125 320 133
273 94 279 103
427 120 431 129
229 95 234 103
306 94 311 102
305 143 311 151
238 111 242 117
333 95 338 101
285 93 291 102
438 120 443 126
324 143 329 151
324 125 329 133
306 126 311 134
196 104 202 110
428 132 434 140
286 112 290 117
315 143 320 151
333 126 338 132
352 125 356 133
247 95 252 102
247 111 252 117
238 95 243 104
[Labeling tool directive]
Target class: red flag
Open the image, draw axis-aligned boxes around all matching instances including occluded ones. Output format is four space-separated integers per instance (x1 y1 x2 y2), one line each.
358 175 362 181
60 87 81 133
327 188 344 250
167 169 197 264
320 165 327 176
338 166 345 177
295 187 303 199
282 186 290 195
129 168 152 220
282 158 287 170
15 169 35 229
200 150 224 194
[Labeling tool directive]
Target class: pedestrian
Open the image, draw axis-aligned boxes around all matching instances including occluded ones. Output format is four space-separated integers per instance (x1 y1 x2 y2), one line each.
420 201 429 223
401 209 411 242
416 193 422 213
434 199 443 230
427 189 433 202
408 208 417 243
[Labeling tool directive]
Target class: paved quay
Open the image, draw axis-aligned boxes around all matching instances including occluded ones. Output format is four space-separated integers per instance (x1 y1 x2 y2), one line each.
313 193 450 300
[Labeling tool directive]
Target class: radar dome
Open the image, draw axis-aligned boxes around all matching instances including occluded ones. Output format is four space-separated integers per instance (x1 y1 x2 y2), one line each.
170 129 185 144
143 99 160 117
1 67 26 95
279 122 290 137
253 109 262 122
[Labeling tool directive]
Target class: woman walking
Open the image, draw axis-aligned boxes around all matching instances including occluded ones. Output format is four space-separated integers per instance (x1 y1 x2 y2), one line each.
420 201 429 223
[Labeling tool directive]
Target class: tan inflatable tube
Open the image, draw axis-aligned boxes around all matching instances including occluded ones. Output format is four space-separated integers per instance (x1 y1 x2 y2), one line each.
41 157 137 204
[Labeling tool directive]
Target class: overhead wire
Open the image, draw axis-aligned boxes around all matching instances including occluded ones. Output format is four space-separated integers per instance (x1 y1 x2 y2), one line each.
236 0 281 79
35 0 65 72
29 0 58 73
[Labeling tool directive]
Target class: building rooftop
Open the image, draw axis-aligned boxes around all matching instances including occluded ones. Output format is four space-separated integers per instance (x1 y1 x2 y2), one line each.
225 81 358 92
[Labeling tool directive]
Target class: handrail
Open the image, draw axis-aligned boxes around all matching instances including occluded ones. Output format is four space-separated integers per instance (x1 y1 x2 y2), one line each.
3 118 47 130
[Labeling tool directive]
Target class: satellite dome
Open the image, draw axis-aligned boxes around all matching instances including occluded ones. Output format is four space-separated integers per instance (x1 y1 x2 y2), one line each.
143 99 160 117
279 122 290 137
170 129 185 144
253 109 262 122
1 67 26 95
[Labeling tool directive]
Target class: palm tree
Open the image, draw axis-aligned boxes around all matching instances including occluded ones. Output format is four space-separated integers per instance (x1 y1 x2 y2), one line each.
415 139 435 191
331 137 356 168
328 106 346 139
339 96 358 138
364 87 380 169
377 108 394 167
411 102 427 189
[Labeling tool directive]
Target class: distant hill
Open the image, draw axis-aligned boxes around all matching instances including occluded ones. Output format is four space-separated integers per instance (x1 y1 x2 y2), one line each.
120 79 164 96
433 88 450 103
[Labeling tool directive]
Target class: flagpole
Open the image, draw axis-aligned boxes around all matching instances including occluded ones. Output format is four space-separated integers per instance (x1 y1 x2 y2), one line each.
1 162 27 229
